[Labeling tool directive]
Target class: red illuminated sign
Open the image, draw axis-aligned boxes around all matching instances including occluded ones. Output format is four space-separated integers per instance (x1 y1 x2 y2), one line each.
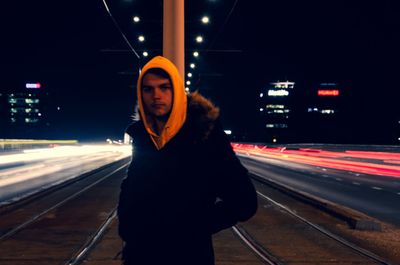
318 90 339 96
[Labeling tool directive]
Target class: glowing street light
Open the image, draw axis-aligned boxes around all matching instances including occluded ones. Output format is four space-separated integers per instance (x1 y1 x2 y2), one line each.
193 51 199 57
201 16 210 24
187 73 193 78
186 81 191 85
143 51 149 57
138 35 145 42
185 87 190 92
190 63 196 69
196 36 203 43
133 16 140 23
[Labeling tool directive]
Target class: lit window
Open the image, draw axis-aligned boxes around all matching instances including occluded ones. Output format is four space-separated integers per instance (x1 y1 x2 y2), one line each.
268 89 289 96
266 104 285 109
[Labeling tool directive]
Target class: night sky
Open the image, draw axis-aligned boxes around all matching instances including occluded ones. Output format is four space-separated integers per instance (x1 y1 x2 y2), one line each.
1 0 399 143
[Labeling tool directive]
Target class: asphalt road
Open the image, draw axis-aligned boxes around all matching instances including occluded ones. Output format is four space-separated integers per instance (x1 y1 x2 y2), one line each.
238 154 400 226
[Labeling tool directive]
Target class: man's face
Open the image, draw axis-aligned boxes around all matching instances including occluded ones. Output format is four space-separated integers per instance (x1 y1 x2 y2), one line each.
141 73 173 119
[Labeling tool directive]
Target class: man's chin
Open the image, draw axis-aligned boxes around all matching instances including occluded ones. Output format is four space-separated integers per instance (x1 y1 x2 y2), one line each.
154 112 170 122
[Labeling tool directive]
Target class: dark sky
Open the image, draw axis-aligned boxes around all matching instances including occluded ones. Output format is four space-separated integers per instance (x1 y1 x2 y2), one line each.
1 0 399 142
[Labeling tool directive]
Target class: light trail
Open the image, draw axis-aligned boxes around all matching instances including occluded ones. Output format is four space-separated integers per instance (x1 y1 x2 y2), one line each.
233 144 400 178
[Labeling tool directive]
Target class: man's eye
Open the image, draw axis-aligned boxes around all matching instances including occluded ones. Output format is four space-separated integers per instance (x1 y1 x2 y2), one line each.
142 87 152 92
160 86 171 90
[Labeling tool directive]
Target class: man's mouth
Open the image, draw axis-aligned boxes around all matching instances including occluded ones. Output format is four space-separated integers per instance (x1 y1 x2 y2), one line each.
151 103 165 108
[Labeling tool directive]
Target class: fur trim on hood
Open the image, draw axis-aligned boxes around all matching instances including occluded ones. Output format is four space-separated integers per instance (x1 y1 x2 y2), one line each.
186 91 220 142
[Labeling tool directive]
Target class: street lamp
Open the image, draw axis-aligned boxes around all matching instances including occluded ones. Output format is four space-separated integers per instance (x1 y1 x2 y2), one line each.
201 16 210 24
133 16 140 23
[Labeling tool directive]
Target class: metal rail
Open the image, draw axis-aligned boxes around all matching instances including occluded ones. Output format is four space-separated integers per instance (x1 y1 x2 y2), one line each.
0 162 128 241
255 190 392 265
66 209 118 265
232 225 283 265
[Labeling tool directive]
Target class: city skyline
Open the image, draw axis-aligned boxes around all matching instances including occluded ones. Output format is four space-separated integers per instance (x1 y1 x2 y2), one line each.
1 0 399 144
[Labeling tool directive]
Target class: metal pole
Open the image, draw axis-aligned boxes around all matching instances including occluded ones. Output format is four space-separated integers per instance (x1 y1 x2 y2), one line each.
163 0 185 79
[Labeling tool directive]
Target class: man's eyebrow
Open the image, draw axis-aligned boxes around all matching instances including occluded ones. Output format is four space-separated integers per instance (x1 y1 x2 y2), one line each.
160 82 172 87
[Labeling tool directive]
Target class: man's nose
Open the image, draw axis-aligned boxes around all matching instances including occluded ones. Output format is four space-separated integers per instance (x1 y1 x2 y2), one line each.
152 87 162 98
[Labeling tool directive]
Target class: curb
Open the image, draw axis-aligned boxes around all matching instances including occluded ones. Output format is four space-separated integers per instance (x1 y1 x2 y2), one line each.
249 172 382 231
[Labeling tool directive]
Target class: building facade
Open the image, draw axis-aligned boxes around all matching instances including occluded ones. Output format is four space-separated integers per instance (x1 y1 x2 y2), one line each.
259 81 295 143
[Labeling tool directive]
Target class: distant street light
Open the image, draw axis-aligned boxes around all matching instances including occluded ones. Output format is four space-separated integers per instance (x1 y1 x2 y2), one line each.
196 36 203 43
190 63 196 69
133 16 140 23
186 81 191 85
138 35 145 42
187 73 192 78
193 51 199 57
201 16 210 24
143 51 149 57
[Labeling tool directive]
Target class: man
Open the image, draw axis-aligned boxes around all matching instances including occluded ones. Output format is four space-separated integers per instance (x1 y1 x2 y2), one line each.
118 56 257 265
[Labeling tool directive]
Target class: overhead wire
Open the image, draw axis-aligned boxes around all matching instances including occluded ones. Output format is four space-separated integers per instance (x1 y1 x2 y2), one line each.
194 0 240 88
101 0 141 61
206 0 240 53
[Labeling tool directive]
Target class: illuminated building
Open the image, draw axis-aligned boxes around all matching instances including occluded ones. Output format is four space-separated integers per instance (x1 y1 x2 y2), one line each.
307 83 340 116
0 82 49 138
259 81 295 142
304 82 343 142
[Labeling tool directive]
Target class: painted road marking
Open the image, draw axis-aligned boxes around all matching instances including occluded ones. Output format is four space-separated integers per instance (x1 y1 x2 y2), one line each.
335 178 343 181
352 182 361 185
372 186 383 190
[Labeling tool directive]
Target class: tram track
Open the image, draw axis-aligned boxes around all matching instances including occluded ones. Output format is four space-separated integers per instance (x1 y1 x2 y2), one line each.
230 176 393 265
0 158 129 265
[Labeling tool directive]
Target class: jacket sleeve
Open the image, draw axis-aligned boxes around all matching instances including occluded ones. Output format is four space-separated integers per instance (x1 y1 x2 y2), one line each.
117 124 135 242
208 121 258 234
117 159 133 242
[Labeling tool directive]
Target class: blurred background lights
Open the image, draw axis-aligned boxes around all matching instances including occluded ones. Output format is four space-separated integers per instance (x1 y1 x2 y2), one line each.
138 35 145 42
190 63 196 69
142 51 148 57
196 36 203 43
186 81 191 85
193 51 199 57
187 73 193 78
133 16 140 23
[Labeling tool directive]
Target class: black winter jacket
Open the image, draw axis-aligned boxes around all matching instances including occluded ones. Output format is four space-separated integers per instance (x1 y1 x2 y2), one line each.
118 93 257 265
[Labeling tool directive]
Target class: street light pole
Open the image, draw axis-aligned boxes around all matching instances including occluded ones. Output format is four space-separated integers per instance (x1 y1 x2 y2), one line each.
163 0 185 78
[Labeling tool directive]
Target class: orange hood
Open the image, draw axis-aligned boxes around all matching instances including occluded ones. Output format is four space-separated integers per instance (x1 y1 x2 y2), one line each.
137 56 187 150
